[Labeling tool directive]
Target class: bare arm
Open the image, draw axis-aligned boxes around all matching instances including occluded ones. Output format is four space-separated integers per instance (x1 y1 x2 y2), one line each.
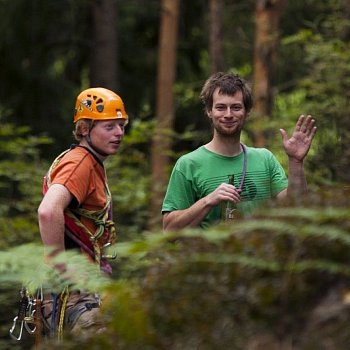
277 114 317 200
38 184 73 256
163 183 241 231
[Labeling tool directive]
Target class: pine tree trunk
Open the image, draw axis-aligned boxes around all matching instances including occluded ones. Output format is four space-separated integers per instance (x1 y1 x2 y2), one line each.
149 0 180 229
90 0 119 91
252 0 287 147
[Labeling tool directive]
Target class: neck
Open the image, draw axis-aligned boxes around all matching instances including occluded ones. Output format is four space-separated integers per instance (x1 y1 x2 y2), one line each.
205 133 242 157
80 139 107 163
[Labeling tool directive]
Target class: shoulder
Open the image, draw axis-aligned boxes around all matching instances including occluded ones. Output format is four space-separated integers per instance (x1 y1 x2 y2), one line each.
50 147 103 182
245 146 277 161
173 146 209 170
245 146 272 156
59 146 101 169
176 146 213 164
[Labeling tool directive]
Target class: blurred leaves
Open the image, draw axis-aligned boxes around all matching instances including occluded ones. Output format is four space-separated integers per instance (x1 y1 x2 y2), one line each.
1 198 350 348
0 117 51 249
0 243 110 294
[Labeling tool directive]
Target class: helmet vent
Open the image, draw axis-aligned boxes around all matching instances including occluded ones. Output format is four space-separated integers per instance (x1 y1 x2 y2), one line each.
96 104 104 112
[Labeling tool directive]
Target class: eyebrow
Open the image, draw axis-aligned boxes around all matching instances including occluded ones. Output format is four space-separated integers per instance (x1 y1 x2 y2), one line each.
215 102 243 106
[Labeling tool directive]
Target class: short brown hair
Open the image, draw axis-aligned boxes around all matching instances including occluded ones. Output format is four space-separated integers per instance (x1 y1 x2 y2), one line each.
200 72 253 113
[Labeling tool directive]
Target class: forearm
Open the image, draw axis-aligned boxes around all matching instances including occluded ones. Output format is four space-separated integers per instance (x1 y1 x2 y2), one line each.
38 184 72 256
286 158 308 197
38 211 66 256
163 197 213 231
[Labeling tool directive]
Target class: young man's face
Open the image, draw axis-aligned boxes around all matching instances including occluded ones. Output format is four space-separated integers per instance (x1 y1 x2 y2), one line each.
89 119 126 155
207 88 247 137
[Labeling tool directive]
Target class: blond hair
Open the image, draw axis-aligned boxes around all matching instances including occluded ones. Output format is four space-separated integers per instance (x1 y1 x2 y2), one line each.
73 119 94 141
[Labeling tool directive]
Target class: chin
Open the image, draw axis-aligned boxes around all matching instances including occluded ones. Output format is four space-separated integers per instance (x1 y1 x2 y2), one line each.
109 147 120 154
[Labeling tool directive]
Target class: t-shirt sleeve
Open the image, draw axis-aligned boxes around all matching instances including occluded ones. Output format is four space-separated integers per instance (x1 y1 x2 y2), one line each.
268 151 288 196
50 155 94 205
162 160 196 213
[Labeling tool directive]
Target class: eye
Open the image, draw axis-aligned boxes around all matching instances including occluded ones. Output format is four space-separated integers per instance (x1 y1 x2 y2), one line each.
232 105 243 111
105 124 114 130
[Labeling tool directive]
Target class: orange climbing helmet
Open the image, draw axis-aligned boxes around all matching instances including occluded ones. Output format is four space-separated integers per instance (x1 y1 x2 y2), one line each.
74 87 128 123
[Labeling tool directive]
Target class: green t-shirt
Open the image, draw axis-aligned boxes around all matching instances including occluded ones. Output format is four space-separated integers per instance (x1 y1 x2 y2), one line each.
162 145 288 228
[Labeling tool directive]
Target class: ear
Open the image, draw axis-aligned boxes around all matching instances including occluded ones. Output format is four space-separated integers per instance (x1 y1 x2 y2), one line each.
207 109 213 119
80 120 91 136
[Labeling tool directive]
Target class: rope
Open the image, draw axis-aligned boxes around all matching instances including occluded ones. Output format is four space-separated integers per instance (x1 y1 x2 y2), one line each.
58 286 69 341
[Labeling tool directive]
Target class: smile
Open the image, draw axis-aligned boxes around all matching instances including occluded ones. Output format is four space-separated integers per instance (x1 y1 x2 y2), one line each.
222 121 237 126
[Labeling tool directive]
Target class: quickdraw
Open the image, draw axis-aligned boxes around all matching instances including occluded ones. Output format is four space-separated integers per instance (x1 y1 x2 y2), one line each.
9 287 42 341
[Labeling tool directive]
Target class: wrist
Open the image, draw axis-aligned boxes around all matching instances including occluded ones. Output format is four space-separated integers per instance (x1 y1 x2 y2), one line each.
288 157 304 165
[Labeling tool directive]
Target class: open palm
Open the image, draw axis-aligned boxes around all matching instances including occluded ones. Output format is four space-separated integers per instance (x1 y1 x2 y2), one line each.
280 115 317 161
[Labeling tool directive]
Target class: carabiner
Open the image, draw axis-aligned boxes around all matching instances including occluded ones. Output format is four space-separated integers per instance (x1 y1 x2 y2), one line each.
24 309 36 334
102 242 117 259
9 316 24 341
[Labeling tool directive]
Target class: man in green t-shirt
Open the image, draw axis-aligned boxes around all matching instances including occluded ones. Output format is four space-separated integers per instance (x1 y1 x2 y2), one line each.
162 72 317 229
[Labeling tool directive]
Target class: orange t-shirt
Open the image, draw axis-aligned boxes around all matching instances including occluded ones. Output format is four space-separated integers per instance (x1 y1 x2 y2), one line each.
50 146 109 242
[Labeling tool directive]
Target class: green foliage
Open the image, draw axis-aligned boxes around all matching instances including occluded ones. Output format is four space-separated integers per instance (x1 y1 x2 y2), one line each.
102 281 155 343
1 191 350 348
108 201 350 349
276 0 350 184
0 244 109 294
0 117 51 249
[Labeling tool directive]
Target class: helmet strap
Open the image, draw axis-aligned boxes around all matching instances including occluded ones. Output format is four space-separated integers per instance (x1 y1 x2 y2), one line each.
86 133 109 158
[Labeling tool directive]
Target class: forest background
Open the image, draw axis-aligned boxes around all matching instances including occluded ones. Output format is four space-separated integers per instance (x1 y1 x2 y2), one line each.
0 0 350 349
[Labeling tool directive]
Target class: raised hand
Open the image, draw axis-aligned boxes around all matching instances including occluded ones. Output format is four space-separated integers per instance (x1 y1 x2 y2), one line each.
280 114 317 162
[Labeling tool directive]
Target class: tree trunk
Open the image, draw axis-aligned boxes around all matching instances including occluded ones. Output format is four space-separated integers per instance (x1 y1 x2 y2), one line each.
90 0 119 91
252 0 287 147
209 0 225 73
149 0 180 229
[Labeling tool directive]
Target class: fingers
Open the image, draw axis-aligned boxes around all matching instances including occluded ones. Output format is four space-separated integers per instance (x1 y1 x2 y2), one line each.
295 114 306 132
279 128 287 142
215 183 241 204
305 116 317 137
296 114 317 136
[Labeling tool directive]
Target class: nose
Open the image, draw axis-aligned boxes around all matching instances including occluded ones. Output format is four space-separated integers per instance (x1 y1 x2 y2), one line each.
224 106 233 117
114 124 124 136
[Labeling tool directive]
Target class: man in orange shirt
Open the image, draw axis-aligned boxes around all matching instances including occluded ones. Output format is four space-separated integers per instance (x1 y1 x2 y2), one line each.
38 87 128 336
